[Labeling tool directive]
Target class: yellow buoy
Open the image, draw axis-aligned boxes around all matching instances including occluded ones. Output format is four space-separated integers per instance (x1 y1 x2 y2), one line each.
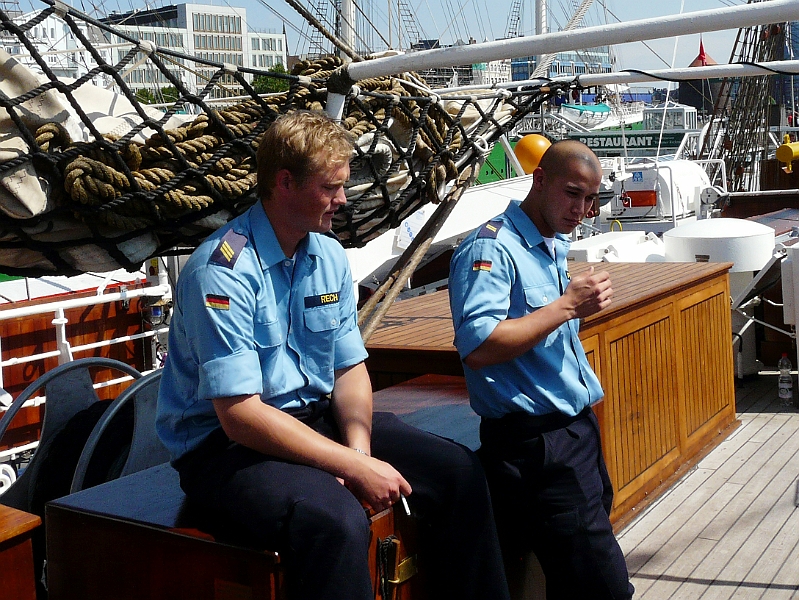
513 134 551 174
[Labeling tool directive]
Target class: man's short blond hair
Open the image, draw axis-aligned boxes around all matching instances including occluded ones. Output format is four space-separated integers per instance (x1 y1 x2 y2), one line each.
257 110 353 200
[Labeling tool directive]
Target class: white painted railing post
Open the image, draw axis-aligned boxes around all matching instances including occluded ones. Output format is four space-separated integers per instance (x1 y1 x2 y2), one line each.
52 308 74 365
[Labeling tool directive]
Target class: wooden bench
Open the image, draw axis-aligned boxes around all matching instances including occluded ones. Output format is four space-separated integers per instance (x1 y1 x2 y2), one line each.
45 462 421 600
42 374 500 600
0 504 40 600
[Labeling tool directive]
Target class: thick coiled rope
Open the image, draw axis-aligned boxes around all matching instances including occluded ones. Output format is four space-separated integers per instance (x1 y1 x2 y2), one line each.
52 55 463 247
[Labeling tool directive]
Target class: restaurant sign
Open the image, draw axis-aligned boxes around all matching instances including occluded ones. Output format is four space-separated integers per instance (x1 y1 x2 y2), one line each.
569 131 687 150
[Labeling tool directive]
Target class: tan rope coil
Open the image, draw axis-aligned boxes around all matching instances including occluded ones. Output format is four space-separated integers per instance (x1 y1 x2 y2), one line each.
49 55 466 245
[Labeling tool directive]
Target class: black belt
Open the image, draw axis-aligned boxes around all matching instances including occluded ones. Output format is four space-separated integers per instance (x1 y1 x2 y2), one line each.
481 405 592 442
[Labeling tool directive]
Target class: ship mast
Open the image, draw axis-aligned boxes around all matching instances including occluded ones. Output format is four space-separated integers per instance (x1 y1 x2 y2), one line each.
340 0 356 61
535 0 547 36
534 0 547 77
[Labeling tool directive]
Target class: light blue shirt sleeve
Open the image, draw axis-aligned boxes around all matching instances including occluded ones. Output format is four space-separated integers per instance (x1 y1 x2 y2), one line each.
449 238 516 359
334 276 368 370
179 262 265 401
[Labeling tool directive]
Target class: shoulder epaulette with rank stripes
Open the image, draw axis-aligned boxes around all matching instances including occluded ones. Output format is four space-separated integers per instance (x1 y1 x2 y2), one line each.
209 229 247 269
476 219 503 239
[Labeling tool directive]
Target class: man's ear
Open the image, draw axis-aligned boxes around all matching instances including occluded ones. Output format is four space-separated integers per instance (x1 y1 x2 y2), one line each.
532 166 545 191
274 169 294 193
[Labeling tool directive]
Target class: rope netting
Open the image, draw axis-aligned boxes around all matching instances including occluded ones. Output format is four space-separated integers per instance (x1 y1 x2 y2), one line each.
0 0 559 277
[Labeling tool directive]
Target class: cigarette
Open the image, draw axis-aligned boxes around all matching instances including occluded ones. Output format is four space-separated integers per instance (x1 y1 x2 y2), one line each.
400 493 411 516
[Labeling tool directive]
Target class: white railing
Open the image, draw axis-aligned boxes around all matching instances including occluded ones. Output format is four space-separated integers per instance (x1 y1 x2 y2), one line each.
0 280 171 466
0 283 170 389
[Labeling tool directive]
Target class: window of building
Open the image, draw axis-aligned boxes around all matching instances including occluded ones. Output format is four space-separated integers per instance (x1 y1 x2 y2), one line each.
252 38 259 51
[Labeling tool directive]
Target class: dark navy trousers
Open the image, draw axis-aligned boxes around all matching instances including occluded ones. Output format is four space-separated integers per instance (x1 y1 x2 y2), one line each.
479 407 634 600
176 409 510 600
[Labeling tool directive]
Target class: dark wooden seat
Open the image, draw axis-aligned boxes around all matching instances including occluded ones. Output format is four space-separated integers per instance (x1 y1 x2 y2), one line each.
0 504 40 600
43 375 477 600
46 462 421 600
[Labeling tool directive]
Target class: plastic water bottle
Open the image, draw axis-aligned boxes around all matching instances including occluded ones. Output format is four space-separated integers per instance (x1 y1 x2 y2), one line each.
778 353 793 406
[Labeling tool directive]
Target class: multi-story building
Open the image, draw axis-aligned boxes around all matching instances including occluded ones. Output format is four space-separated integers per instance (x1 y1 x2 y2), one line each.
2 9 112 88
510 46 613 81
102 3 287 100
2 3 286 102
472 60 512 87
411 38 511 89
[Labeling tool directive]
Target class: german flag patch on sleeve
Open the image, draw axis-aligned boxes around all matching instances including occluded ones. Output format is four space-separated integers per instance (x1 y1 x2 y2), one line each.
205 294 230 310
472 260 492 272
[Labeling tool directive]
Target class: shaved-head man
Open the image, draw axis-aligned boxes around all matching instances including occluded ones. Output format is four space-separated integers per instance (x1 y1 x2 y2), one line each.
449 140 634 599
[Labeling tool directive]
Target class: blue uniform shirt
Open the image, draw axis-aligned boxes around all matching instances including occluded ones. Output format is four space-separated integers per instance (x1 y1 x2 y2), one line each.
156 201 367 462
449 200 603 419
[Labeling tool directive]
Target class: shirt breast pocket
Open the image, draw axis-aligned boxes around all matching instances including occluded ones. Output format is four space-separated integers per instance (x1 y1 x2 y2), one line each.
524 284 562 347
303 306 339 373
254 318 284 395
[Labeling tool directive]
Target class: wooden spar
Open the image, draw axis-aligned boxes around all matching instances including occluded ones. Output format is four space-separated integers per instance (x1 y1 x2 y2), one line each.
574 59 799 86
342 0 799 82
436 59 799 95
358 161 481 343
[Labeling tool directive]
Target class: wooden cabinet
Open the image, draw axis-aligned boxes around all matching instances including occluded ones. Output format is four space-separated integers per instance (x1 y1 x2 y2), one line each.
365 262 739 526
579 265 737 525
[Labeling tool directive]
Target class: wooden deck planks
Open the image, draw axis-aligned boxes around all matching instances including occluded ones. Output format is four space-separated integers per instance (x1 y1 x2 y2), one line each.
618 373 799 599
369 359 799 597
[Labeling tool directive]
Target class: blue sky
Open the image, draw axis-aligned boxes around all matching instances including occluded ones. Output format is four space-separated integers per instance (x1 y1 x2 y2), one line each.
249 0 744 72
60 0 747 73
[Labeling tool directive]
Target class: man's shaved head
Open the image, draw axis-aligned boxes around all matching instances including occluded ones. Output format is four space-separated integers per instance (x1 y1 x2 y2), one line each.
538 139 602 179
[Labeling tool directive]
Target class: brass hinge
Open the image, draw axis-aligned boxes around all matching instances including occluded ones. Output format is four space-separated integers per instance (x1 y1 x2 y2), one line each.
388 554 418 585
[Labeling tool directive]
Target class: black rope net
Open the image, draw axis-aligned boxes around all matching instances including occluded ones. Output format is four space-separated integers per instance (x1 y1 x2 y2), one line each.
0 1 559 277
